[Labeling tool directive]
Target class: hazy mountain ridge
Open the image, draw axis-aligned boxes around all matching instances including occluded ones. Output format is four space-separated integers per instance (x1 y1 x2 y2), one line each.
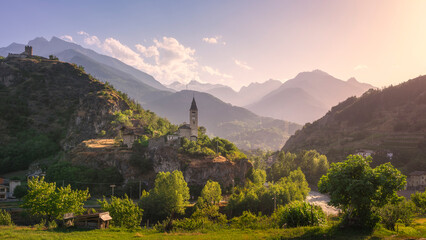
145 90 301 150
282 75 426 172
246 70 375 124
0 37 172 103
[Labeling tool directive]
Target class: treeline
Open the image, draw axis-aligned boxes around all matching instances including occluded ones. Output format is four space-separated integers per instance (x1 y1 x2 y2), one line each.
248 149 330 185
3 155 426 234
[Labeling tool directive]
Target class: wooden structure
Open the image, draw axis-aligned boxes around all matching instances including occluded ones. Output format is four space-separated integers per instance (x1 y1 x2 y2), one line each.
63 212 112 229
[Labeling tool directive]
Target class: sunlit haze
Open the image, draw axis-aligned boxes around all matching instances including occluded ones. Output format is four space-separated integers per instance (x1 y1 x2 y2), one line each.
2 0 426 90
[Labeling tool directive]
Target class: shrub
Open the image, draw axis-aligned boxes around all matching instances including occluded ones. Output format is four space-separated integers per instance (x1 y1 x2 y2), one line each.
230 211 270 229
0 210 13 226
13 184 28 198
378 200 415 230
98 194 143 229
411 190 426 214
274 201 326 228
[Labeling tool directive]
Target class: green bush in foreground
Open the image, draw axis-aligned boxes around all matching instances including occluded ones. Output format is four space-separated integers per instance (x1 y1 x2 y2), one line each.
274 201 326 228
378 200 415 230
98 194 143 229
411 190 426 214
0 210 13 226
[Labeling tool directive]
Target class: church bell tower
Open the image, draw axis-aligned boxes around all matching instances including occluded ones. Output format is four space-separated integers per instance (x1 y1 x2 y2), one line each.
189 97 198 138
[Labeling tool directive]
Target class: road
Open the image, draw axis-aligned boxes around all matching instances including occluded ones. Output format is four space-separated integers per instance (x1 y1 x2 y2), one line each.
307 191 339 216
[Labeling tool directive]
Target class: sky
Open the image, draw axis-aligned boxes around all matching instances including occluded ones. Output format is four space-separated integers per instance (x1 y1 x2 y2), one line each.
1 0 426 91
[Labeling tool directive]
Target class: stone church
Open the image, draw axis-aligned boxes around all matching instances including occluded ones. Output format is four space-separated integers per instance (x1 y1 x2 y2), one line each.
177 97 198 141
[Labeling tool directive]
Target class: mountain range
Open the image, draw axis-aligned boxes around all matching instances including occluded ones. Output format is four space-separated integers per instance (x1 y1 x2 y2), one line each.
246 70 375 124
146 90 301 150
0 37 172 104
283 75 426 173
167 71 374 124
0 37 300 150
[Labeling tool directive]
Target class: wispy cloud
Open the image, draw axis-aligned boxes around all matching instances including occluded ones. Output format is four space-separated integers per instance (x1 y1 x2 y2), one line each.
354 64 368 71
60 35 74 43
202 36 226 45
84 35 101 47
77 31 89 36
234 59 252 70
202 66 232 79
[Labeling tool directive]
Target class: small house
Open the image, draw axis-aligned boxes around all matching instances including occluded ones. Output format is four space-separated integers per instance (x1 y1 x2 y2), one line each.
121 127 144 148
64 212 112 229
355 149 374 158
0 185 8 200
407 171 426 190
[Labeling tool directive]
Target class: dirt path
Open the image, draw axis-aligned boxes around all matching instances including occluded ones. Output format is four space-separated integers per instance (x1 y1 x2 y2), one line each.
307 191 339 216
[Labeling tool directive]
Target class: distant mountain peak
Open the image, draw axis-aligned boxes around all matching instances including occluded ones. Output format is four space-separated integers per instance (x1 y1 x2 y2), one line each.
347 77 358 83
28 37 48 45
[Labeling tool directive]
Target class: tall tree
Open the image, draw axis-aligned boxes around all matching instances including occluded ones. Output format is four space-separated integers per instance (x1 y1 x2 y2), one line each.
318 155 406 228
22 177 89 221
140 170 190 222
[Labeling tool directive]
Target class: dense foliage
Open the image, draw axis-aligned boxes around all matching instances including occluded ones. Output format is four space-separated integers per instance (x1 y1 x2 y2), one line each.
378 200 415 231
200 180 222 205
269 150 329 184
0 131 59 174
318 155 406 229
0 210 13 226
98 195 143 229
274 201 326 228
140 170 190 222
46 161 123 196
227 169 310 216
22 177 90 221
179 129 247 161
411 190 426 214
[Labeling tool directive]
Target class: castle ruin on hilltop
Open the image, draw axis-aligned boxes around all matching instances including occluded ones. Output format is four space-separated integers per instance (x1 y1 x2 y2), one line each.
7 45 33 58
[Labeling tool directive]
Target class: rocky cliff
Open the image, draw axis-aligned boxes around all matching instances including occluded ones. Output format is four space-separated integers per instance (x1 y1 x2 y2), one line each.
66 138 252 188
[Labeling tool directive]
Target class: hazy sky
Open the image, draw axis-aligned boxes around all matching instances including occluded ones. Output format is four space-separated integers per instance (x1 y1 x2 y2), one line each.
2 0 426 90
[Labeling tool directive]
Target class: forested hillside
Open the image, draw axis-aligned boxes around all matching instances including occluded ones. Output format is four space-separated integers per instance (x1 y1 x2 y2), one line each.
283 75 426 173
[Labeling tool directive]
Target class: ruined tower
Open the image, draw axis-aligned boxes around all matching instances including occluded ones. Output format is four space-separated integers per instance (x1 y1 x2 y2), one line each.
189 97 198 138
24 46 33 56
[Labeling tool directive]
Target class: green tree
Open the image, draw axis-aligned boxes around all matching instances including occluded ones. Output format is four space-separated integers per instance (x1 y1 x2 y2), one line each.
378 200 415 230
200 180 222 205
98 195 143 229
227 168 310 216
13 184 28 199
140 170 190 222
22 177 90 221
318 155 406 229
411 190 426 214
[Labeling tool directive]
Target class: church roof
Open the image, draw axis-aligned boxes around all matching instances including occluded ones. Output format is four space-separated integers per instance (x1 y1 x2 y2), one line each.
179 124 191 130
190 97 198 111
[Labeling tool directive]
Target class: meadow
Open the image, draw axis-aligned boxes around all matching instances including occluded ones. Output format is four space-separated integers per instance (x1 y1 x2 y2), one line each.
0 217 425 240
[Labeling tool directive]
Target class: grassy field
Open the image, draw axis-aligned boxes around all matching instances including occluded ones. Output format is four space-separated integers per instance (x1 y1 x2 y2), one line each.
0 217 425 240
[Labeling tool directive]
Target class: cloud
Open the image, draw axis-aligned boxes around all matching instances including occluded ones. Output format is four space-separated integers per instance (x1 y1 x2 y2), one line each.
203 37 218 44
77 31 89 36
354 64 368 71
135 44 159 58
71 32 234 84
84 35 101 47
60 35 74 42
234 59 252 70
202 66 232 79
202 36 226 45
